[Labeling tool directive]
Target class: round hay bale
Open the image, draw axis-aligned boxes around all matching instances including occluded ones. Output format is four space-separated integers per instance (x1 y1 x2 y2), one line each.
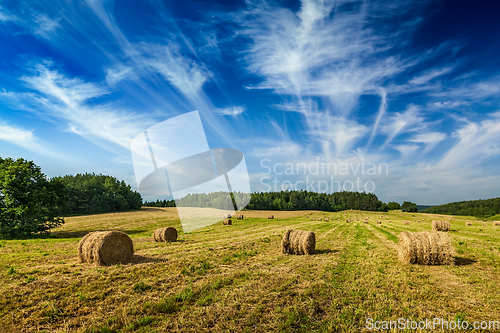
432 220 450 232
377 221 382 224
317 218 322 221
397 231 453 265
465 222 472 226
236 214 244 220
482 222 488 226
153 227 177 242
310 218 316 221
268 215 274 219
363 221 368 224
281 229 315 255
324 218 330 222
493 221 500 226
78 231 134 266
223 219 232 225
404 221 410 225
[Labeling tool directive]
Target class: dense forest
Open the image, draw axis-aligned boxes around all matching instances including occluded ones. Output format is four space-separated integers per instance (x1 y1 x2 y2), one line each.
1 157 143 237
56 173 143 216
144 190 388 212
420 197 500 218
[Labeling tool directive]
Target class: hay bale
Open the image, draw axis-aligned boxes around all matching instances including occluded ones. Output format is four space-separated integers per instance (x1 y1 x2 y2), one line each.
432 220 450 232
224 214 232 219
404 221 410 225
465 222 472 226
281 229 315 255
310 218 316 221
363 221 368 224
397 231 453 265
493 221 500 226
317 218 322 221
377 221 382 224
78 231 134 266
482 222 488 226
268 215 275 219
236 214 244 220
223 219 232 225
153 227 177 242
324 218 329 222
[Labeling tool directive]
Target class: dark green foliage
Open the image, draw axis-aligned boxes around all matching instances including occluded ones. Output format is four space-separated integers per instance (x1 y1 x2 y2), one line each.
387 201 401 210
401 201 418 212
421 197 500 218
0 158 66 238
247 190 386 212
56 173 142 215
143 199 176 207
144 190 387 212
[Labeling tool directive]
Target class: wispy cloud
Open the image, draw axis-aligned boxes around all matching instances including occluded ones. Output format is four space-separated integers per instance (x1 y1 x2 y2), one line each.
33 13 61 38
234 0 438 160
0 5 17 22
392 144 419 158
0 119 59 157
12 63 148 149
217 106 245 117
408 132 446 154
437 113 500 169
380 105 425 148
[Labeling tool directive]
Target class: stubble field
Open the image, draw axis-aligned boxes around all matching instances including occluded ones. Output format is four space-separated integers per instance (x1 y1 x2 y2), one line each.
1 208 499 332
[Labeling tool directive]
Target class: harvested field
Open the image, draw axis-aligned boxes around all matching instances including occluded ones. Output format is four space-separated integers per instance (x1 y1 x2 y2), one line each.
1 208 499 332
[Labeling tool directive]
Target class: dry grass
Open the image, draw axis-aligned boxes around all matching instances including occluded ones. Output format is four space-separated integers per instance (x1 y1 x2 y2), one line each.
1 208 500 332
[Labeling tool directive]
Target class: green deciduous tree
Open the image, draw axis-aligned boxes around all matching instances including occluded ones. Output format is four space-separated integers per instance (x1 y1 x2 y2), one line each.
401 201 418 212
0 158 66 238
57 173 143 215
387 201 401 210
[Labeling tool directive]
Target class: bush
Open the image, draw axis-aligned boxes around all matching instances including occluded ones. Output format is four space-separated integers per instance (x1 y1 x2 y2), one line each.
0 158 66 238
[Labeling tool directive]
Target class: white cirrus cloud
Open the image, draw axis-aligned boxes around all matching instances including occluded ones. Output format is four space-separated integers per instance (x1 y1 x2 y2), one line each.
408 132 446 154
0 119 60 158
216 106 245 117
8 63 150 150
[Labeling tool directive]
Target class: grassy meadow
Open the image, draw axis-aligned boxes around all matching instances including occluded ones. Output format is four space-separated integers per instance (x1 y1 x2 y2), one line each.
1 208 500 332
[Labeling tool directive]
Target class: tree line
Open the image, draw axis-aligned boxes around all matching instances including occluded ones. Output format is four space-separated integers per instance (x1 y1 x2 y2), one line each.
0 158 142 238
144 190 389 212
420 197 500 218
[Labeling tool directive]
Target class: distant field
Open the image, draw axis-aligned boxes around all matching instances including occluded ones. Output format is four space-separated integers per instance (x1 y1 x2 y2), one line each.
1 208 500 332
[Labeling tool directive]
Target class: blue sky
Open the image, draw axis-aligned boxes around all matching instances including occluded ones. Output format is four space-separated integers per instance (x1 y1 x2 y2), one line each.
1 0 500 205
